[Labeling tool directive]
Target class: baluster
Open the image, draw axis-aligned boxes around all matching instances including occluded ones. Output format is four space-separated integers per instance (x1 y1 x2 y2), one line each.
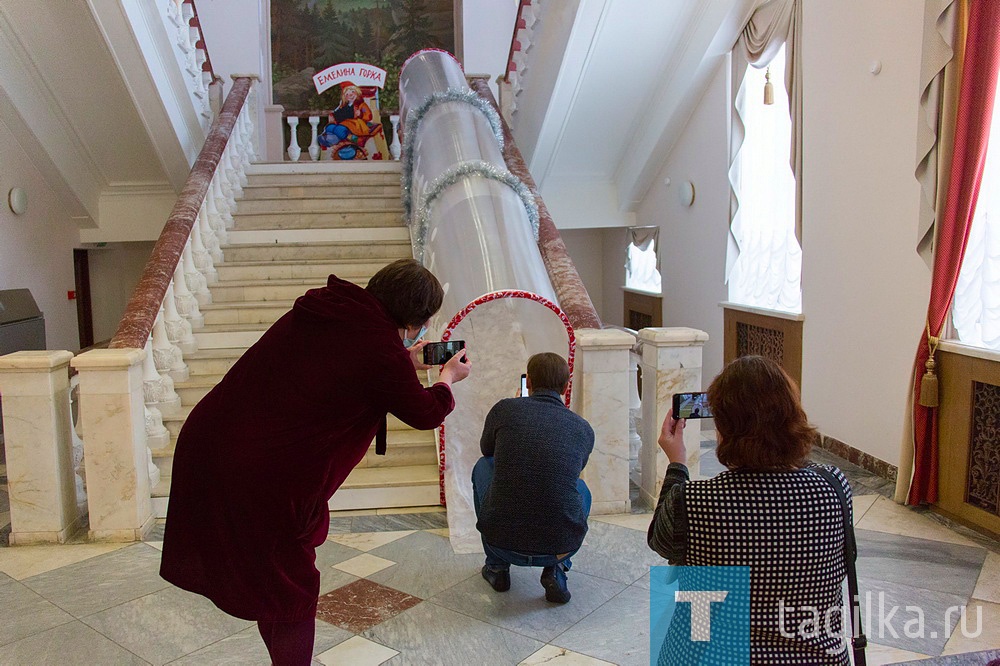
205 183 229 244
308 116 320 161
286 116 301 161
68 375 86 507
153 309 190 382
235 112 251 185
166 0 182 26
143 337 181 417
191 210 218 283
226 143 245 198
183 238 211 306
211 173 233 230
188 28 202 77
199 205 224 264
173 260 204 328
144 406 164 490
390 115 402 160
163 281 198 354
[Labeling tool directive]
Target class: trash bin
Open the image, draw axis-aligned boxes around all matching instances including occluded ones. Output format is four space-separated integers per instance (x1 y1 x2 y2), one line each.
0 289 47 443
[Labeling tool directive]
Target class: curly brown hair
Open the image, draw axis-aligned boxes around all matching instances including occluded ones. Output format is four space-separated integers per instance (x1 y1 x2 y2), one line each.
708 355 817 470
365 259 444 328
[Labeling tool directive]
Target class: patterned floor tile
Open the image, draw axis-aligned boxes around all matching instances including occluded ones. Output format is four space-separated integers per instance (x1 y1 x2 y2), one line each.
424 528 450 538
327 531 414 552
167 621 354 665
857 497 982 548
519 645 616 665
551 585 650 666
81 585 251 665
857 529 987 598
864 641 933 664
972 552 1000 604
316 635 399 666
0 619 148 665
22 543 168 617
376 506 445 515
854 494 881 525
0 580 74 647
590 513 652 532
571 520 664 586
855 578 969 655
940 599 1000 657
0 540 130 580
364 601 544 666
894 649 1000 665
366 530 482 599
431 566 625 643
316 578 421 633
333 554 396 578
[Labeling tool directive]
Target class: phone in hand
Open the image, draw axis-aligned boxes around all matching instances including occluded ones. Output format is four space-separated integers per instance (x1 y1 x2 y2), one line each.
520 373 528 397
672 391 712 419
422 340 466 365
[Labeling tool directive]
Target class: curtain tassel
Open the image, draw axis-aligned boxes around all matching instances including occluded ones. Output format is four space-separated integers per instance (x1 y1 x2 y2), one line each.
763 67 774 105
918 331 940 408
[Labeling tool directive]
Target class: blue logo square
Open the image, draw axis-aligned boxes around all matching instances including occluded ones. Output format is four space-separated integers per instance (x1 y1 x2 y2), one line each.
649 566 750 665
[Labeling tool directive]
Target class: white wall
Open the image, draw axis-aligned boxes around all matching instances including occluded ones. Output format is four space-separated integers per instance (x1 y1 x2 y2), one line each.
0 116 81 351
800 0 929 465
559 228 605 319
634 62 730 385
87 243 157 344
458 0 520 99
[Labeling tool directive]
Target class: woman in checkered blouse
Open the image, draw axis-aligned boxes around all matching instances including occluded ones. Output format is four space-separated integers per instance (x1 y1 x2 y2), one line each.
648 355 852 665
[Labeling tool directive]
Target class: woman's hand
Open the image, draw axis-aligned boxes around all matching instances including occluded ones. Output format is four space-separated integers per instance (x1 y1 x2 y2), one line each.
658 409 687 464
438 348 472 386
407 340 432 371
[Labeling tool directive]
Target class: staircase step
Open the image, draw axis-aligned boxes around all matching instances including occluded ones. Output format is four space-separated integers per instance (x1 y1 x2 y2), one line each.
328 465 440 511
214 260 380 283
242 184 401 199
226 227 409 245
246 161 401 175
193 326 265 350
199 301 293 326
210 278 329 303
221 240 412 263
184 349 244 376
232 210 404 230
236 197 402 215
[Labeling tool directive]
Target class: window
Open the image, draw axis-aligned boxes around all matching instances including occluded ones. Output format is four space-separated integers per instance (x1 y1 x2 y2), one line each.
625 227 662 293
727 45 802 313
953 65 1000 350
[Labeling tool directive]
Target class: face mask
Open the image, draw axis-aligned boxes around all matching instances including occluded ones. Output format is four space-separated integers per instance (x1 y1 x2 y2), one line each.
403 325 427 348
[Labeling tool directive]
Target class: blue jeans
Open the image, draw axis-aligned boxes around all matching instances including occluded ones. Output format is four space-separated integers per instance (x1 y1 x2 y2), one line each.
471 456 591 570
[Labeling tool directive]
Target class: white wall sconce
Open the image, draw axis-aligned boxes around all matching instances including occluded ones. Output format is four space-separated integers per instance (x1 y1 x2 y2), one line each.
679 180 695 207
8 187 27 215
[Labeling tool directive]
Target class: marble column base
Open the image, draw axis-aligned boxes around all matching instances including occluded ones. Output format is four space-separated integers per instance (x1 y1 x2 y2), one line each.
90 513 155 543
590 500 630 516
9 514 85 546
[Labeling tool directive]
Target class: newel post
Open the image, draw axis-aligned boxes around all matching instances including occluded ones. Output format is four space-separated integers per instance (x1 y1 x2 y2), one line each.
638 327 709 508
72 348 154 541
0 351 81 544
571 328 635 514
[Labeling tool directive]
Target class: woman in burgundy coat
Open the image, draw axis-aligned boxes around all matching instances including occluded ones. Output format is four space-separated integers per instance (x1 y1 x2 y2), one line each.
160 259 471 664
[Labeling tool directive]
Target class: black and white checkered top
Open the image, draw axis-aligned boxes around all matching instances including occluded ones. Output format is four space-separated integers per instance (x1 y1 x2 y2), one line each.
648 462 852 665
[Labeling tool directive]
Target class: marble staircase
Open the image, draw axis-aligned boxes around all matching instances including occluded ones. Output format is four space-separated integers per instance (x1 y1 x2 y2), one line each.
150 161 442 517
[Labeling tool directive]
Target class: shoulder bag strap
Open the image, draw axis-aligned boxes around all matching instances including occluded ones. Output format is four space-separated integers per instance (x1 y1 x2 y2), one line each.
811 466 868 666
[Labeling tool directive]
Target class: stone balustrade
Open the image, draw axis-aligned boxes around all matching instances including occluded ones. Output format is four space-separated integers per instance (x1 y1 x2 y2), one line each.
281 111 402 162
162 0 216 129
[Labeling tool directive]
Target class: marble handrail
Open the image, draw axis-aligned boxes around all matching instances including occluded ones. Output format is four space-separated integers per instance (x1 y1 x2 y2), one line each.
467 75 603 331
109 76 255 350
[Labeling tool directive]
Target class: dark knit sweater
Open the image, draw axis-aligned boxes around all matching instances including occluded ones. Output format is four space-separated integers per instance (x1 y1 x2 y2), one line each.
476 390 595 554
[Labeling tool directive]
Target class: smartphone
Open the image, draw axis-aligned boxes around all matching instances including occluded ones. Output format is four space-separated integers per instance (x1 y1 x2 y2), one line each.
423 340 466 365
520 373 528 397
672 391 712 419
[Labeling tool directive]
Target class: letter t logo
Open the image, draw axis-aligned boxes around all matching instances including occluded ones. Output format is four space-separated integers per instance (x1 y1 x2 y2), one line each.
675 591 729 641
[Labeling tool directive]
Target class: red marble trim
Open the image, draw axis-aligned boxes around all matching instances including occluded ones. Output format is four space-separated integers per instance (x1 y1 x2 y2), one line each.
110 77 254 350
817 434 898 482
467 77 603 332
436 289 577 505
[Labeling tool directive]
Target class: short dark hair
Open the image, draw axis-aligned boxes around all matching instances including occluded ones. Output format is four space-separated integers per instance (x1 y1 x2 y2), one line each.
708 355 817 470
365 259 444 328
527 352 570 393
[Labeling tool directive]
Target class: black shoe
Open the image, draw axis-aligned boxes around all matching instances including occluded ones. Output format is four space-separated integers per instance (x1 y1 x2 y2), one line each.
540 564 571 603
482 565 510 592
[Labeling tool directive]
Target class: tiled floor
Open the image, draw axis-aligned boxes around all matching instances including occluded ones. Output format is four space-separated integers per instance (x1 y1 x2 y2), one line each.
0 444 997 665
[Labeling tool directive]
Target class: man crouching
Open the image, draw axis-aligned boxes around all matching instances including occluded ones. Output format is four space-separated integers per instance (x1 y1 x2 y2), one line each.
472 352 594 603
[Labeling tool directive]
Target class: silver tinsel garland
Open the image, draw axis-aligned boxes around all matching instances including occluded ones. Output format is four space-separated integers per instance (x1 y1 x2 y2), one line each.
400 87 506 219
411 160 539 262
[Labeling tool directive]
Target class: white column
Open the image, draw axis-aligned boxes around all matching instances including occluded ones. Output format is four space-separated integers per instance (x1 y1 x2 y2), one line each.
198 205 223 265
71 348 155 542
308 115 320 161
163 281 198 354
286 116 301 161
173 259 204 328
142 338 181 417
570 328 635 515
390 115 402 160
152 309 189 382
190 211 218 283
265 104 286 162
638 327 709 508
183 238 211 306
0 351 82 544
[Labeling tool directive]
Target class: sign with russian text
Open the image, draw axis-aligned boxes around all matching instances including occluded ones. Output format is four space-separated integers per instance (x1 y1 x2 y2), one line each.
313 63 386 94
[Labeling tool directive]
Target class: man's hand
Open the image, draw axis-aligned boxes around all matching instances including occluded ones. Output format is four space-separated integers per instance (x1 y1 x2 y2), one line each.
438 348 472 386
658 409 687 464
407 339 432 371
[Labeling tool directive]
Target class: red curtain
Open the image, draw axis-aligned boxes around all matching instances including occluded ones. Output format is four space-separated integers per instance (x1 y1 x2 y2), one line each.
909 0 1000 505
